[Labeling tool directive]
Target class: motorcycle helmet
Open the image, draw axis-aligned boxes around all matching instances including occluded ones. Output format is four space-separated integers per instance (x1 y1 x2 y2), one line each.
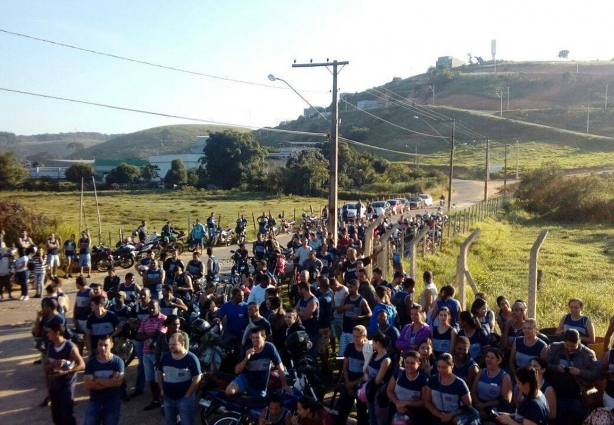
284 330 312 357
191 318 211 337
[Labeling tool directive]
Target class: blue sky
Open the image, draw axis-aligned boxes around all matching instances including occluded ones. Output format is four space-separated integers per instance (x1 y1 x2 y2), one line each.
1 0 611 135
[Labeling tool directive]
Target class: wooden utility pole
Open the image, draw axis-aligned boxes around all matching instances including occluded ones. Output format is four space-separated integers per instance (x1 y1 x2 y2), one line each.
504 144 508 190
293 60 349 245
484 138 490 201
447 120 455 212
516 139 520 180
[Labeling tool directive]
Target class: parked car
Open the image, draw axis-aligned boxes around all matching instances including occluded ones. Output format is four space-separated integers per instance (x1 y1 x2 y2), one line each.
408 197 424 210
387 199 404 214
340 202 365 221
419 193 433 207
370 201 391 217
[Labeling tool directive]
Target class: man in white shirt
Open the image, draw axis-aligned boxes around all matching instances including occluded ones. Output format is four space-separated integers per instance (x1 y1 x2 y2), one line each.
0 230 14 300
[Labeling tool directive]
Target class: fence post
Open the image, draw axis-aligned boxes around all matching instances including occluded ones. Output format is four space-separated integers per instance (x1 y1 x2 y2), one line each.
409 227 430 280
528 230 548 319
456 229 481 310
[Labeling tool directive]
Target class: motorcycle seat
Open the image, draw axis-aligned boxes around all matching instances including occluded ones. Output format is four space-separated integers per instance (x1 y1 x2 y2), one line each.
216 392 269 409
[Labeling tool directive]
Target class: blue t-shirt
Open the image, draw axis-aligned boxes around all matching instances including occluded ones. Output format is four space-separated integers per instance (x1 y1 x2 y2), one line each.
241 342 282 394
298 295 319 335
342 294 364 334
517 394 550 425
428 374 470 414
118 282 138 303
217 301 248 337
41 313 66 346
394 369 429 402
158 351 201 400
86 311 120 349
109 304 130 325
74 288 92 320
476 368 506 402
85 354 125 402
368 303 396 337
432 326 454 358
47 340 77 389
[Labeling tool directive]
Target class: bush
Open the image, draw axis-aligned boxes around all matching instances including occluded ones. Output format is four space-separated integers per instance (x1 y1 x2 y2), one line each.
0 201 59 247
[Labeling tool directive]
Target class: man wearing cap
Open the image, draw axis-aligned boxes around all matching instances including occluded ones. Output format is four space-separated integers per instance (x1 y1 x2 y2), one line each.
190 219 206 255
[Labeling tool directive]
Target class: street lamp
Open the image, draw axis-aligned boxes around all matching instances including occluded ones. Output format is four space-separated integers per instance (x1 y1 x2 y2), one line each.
496 90 503 116
428 85 435 105
414 115 455 212
581 104 590 133
267 74 329 121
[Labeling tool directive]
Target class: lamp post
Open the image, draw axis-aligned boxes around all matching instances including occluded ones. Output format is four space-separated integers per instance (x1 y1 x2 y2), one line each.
414 115 454 211
428 85 435 105
267 74 329 121
581 104 590 133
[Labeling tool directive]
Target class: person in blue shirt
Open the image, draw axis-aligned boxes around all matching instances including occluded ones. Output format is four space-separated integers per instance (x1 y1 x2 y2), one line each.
206 212 216 242
190 218 206 255
225 326 291 398
496 365 550 425
424 353 472 425
83 335 125 425
86 295 122 356
386 350 429 424
217 287 248 353
157 333 201 425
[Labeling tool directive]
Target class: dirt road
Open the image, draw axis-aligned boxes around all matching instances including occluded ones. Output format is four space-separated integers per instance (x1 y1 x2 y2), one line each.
0 179 507 424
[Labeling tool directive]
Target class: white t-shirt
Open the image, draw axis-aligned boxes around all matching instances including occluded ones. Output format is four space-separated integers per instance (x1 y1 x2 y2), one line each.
15 255 29 273
332 285 349 319
295 246 313 267
246 284 274 306
420 282 438 310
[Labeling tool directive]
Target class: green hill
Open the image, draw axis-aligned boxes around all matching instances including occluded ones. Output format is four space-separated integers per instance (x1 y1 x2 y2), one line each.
67 124 251 160
0 131 116 160
259 61 614 173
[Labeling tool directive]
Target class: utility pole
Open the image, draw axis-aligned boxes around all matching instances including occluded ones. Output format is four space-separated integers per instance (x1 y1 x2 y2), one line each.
516 139 520 180
606 83 609 109
429 85 435 106
448 120 455 212
293 60 348 245
415 145 419 168
484 138 490 201
581 104 590 133
504 144 508 190
507 86 510 111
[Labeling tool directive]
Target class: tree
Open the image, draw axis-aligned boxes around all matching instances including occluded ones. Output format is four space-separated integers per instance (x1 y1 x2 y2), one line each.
347 126 369 142
0 152 28 189
164 159 188 188
141 164 161 182
475 56 485 65
558 50 570 59
106 163 141 185
283 149 329 195
65 162 95 184
201 130 267 190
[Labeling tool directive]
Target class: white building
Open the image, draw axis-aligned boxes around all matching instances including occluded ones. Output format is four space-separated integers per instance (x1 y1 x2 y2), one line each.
148 154 203 177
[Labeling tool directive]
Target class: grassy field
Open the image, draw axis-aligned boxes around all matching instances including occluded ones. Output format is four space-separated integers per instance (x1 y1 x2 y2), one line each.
414 207 614 335
0 189 326 244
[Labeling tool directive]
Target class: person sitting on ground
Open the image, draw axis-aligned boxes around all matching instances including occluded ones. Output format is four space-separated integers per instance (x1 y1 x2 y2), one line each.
226 326 291 398
287 396 333 425
555 298 596 345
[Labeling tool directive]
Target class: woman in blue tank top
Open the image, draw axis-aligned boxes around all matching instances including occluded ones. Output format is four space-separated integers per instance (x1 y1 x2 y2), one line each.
529 357 557 422
502 300 527 352
458 311 490 364
510 319 549 376
432 307 458 358
471 347 513 420
364 332 392 425
496 296 513 335
555 298 595 345
386 350 429 424
425 353 472 425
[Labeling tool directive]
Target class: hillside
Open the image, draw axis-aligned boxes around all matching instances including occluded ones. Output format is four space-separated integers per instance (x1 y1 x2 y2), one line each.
0 131 117 160
67 124 251 160
258 61 614 172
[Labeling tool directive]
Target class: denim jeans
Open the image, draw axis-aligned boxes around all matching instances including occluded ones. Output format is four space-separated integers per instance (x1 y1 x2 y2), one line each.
164 394 196 425
143 352 157 382
133 340 145 391
34 271 45 296
84 397 121 425
16 270 28 296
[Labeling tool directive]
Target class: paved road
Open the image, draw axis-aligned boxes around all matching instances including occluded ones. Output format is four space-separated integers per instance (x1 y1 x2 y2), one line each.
0 179 508 425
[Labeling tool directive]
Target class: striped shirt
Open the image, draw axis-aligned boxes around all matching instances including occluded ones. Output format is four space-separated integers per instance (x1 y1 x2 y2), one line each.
138 313 167 354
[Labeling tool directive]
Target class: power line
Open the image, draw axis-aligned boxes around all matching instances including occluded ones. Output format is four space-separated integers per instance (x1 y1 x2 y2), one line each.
0 85 451 158
0 86 327 137
341 99 446 139
371 87 487 141
339 136 450 158
0 28 327 94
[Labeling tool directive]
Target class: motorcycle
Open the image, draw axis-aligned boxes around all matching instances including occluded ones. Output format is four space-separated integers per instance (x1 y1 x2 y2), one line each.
96 244 136 272
212 227 235 247
229 250 249 285
280 219 295 234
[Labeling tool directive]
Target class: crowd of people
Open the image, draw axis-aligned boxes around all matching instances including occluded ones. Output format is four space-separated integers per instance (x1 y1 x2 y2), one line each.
3 216 614 425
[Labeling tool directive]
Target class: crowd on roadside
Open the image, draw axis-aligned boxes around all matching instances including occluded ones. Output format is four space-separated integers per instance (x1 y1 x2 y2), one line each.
4 216 614 425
